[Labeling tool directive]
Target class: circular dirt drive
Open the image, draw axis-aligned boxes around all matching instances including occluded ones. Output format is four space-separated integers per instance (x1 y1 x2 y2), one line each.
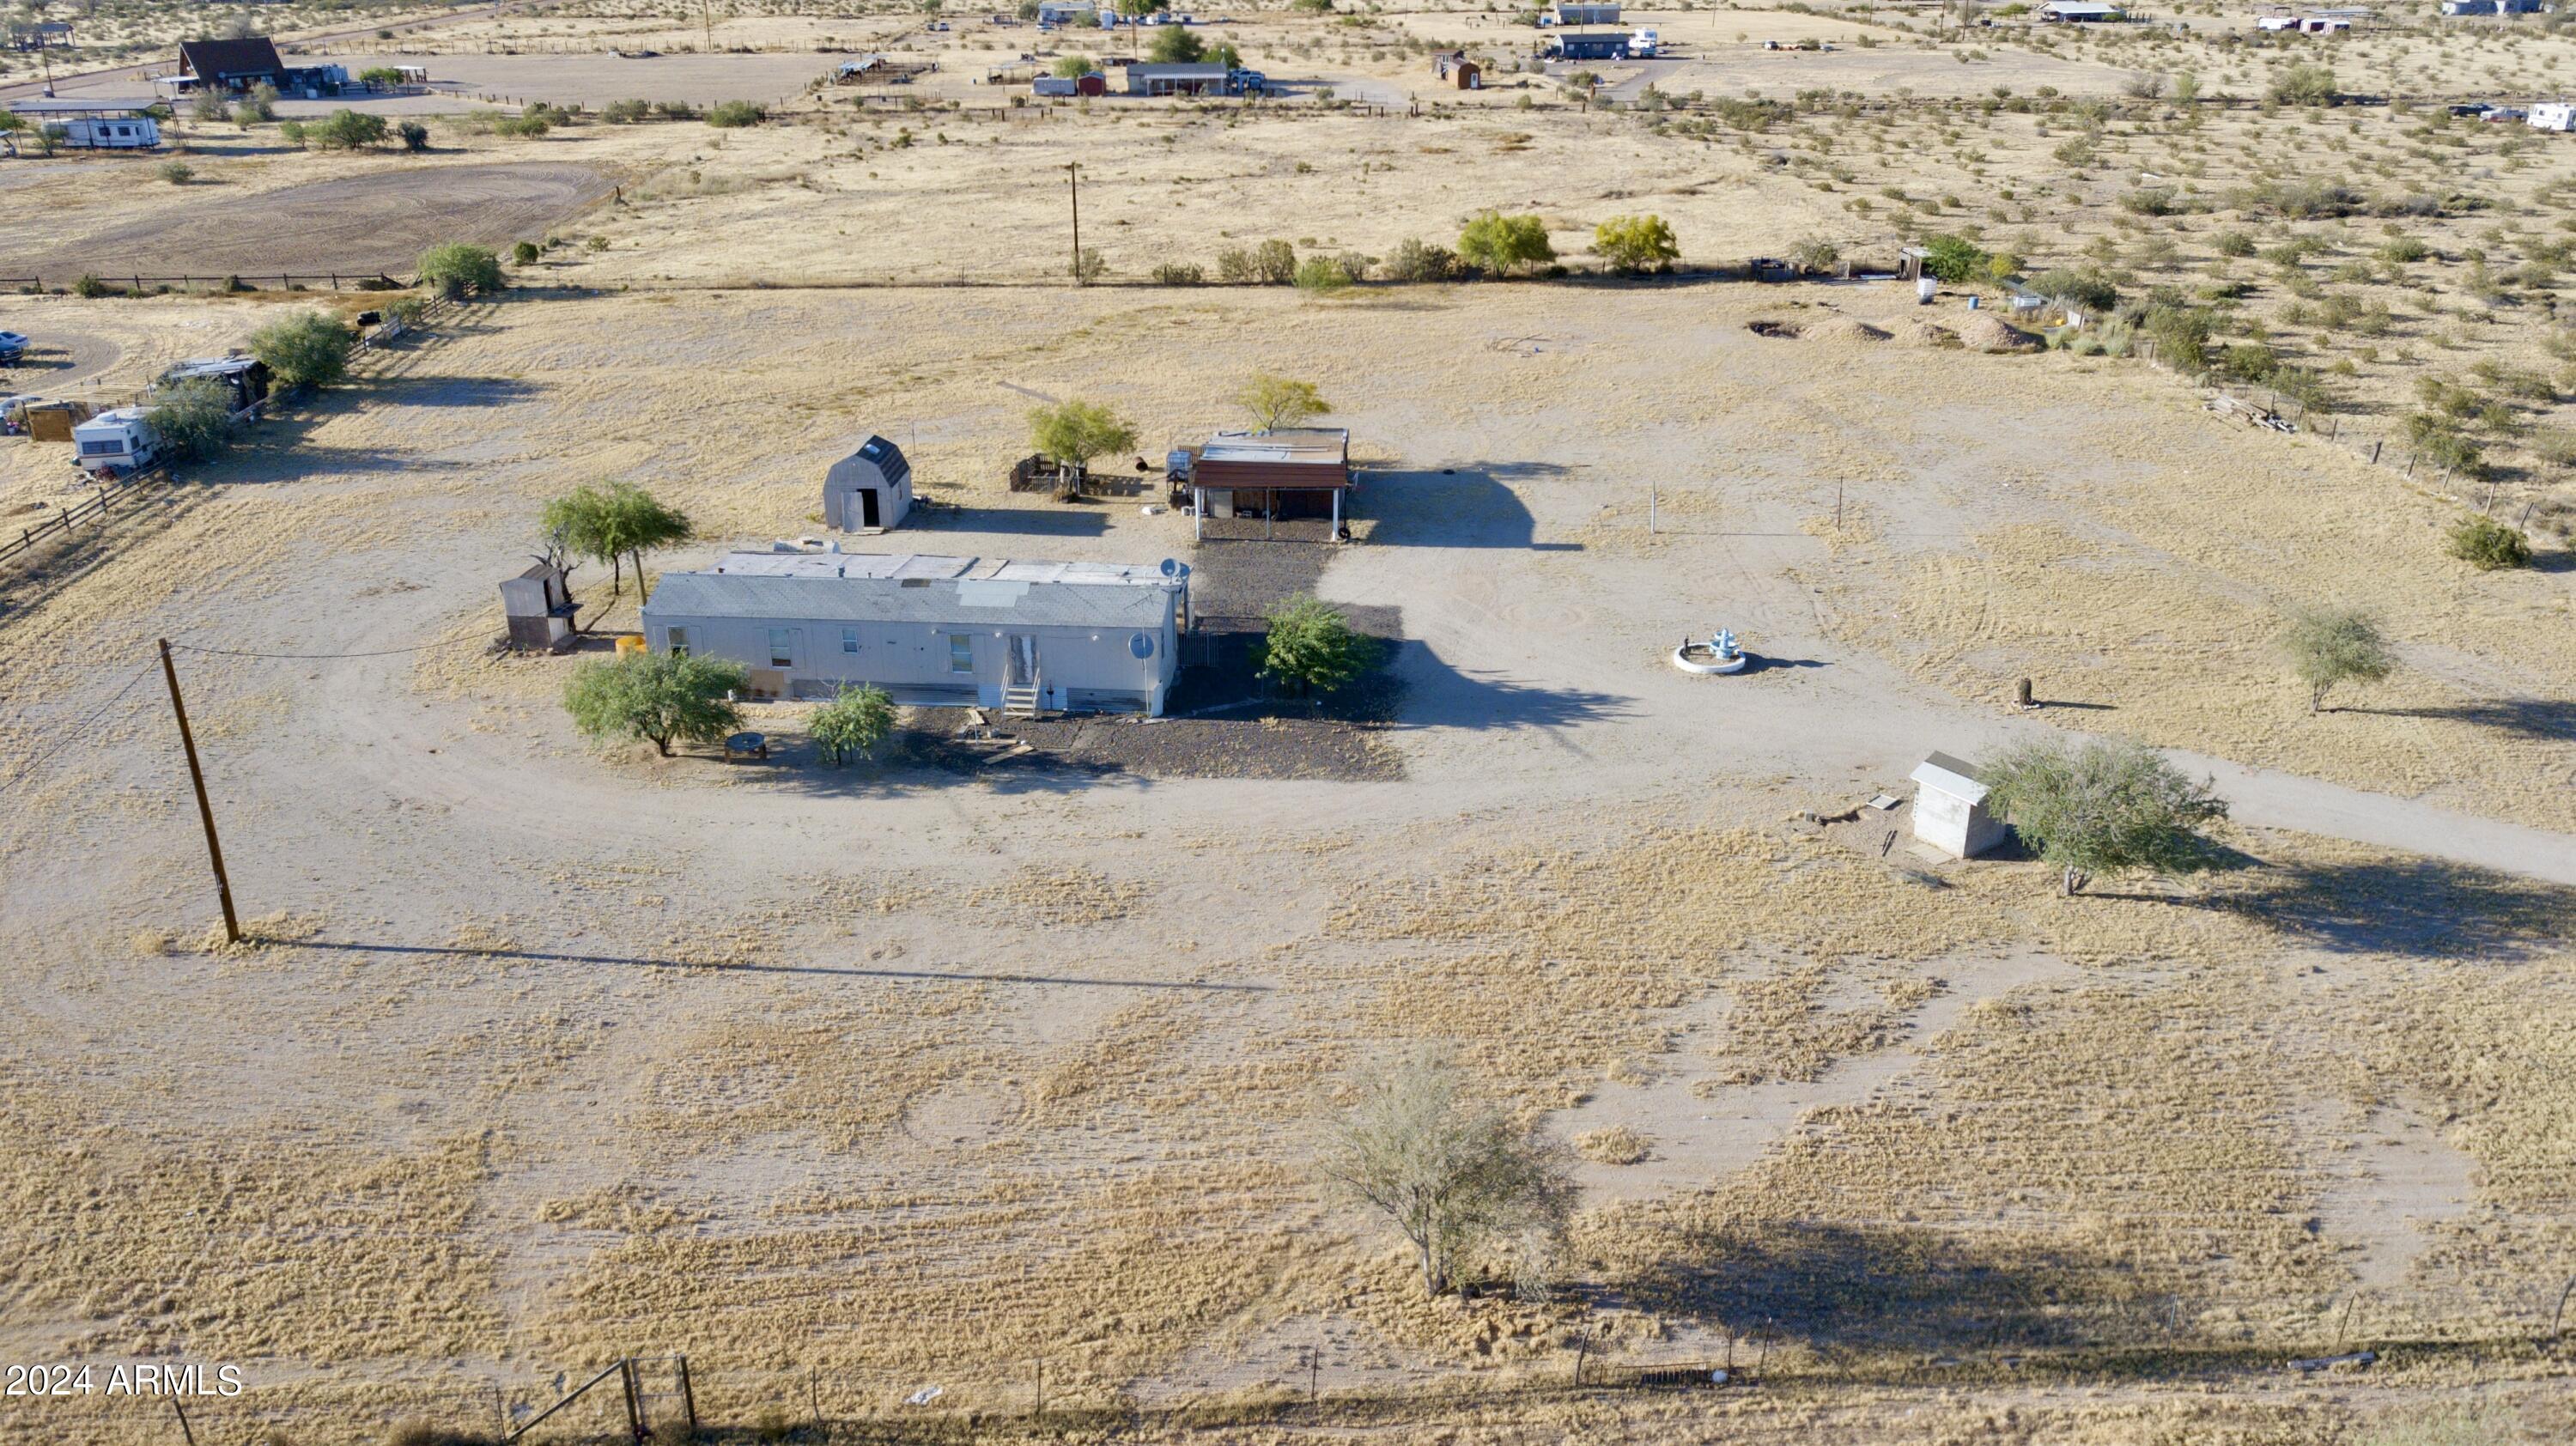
20 163 612 281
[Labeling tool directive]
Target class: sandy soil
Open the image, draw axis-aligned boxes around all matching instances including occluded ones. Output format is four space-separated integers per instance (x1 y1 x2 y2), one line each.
2 278 2572 1446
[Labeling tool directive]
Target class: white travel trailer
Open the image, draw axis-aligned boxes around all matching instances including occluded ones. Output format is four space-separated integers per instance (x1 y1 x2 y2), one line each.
71 408 160 475
2530 102 2576 132
6 101 162 149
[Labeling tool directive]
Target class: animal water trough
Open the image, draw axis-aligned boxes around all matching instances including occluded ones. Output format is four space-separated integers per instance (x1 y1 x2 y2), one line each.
1673 629 1749 675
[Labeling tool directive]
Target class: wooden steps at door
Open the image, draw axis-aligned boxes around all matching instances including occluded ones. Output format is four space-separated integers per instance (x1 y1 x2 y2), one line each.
1002 684 1042 720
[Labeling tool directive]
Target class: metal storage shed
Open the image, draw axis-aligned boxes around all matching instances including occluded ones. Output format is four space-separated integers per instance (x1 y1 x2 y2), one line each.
1909 751 2008 860
823 434 914 532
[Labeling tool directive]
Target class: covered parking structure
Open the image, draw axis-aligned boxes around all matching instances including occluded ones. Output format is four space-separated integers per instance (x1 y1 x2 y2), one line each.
1183 428 1353 541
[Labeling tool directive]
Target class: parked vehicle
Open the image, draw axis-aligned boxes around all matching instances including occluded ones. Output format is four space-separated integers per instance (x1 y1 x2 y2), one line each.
71 407 159 476
0 330 27 364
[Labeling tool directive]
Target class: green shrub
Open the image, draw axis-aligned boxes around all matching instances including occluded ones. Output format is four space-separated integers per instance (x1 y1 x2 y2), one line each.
2215 230 2257 258
2029 267 2118 313
2268 64 2340 107
706 100 767 128
417 242 505 300
1592 214 1680 274
144 378 239 464
1293 255 1352 292
603 98 651 124
1381 237 1458 283
307 109 389 150
398 120 429 151
1919 232 1989 283
2446 513 2532 570
513 240 541 265
810 685 897 766
158 160 194 185
1255 597 1379 696
72 273 111 299
490 113 550 138
248 310 355 390
1150 261 1206 285
277 118 307 148
1457 210 1554 276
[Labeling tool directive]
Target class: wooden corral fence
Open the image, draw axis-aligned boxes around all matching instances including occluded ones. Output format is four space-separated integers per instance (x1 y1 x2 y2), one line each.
1005 453 1149 497
3 273 409 295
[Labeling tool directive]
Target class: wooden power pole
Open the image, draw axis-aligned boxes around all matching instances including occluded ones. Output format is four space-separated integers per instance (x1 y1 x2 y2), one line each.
158 639 239 945
1066 161 1082 284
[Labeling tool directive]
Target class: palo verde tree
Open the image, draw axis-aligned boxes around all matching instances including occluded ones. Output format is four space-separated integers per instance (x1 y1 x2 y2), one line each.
1457 210 1555 276
2276 607 2395 713
810 684 897 766
1027 399 1137 494
1983 737 2230 896
1236 373 1333 432
562 650 745 758
1591 213 1679 275
1255 596 1378 697
248 310 355 391
1050 53 1097 77
541 482 695 597
1315 1050 1577 1298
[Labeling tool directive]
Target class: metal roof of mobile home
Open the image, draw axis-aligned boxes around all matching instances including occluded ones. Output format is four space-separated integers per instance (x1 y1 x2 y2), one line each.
645 552 1178 629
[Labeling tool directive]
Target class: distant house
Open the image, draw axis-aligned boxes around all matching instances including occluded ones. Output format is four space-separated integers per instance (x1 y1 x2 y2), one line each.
822 434 914 532
1551 29 1631 59
1036 2 1096 25
1549 2 1622 24
1909 752 2008 860
2443 0 2543 13
641 551 1188 714
1125 60 1233 95
176 37 289 93
2037 1 2127 19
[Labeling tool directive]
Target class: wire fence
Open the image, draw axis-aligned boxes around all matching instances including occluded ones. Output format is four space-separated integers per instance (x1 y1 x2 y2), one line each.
3 271 411 295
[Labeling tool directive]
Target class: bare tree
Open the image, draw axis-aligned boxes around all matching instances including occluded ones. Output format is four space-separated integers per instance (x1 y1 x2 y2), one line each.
1315 1051 1577 1297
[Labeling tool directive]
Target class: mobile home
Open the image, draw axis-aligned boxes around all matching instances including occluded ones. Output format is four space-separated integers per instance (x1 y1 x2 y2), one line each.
641 551 1188 715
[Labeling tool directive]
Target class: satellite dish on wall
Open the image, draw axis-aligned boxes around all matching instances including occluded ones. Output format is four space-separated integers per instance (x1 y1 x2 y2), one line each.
1129 631 1156 659
1158 557 1179 578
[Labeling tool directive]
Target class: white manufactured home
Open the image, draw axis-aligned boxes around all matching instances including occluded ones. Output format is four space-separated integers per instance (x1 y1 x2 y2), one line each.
641 551 1188 714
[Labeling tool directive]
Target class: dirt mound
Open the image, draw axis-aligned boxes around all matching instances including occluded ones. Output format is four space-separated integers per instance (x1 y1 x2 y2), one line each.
1801 315 1893 343
1959 314 2043 353
1747 319 1801 338
1891 319 1963 349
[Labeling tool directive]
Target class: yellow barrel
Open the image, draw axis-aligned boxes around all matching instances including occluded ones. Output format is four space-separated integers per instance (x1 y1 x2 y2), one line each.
616 635 648 657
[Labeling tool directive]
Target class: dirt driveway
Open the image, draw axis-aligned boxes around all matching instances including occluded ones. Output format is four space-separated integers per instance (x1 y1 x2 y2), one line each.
6 161 611 280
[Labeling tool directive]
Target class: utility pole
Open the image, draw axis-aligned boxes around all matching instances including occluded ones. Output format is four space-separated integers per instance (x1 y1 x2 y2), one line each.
158 639 239 945
1066 161 1083 284
700 0 714 55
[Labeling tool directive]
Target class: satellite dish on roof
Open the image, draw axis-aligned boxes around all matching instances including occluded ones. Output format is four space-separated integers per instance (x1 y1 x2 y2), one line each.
1129 631 1156 659
1158 557 1179 577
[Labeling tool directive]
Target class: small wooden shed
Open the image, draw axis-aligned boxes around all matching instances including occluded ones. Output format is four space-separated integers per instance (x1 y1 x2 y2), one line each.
500 562 577 652
1909 751 2007 860
1453 59 1481 89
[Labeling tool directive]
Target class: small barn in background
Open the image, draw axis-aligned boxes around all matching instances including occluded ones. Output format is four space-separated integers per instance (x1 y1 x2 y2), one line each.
1910 752 2008 860
823 435 914 532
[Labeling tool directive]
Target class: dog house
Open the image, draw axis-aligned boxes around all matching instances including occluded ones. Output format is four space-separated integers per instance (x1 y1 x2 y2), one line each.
823 434 914 532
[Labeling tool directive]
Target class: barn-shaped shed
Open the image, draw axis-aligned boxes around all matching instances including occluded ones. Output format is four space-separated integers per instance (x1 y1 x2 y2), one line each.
823 435 914 532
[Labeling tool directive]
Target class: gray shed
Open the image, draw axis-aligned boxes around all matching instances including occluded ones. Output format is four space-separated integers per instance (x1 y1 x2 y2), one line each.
822 435 914 532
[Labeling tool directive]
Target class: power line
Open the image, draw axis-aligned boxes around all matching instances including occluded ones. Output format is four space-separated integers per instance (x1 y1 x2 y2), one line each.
0 656 161 791
168 633 489 661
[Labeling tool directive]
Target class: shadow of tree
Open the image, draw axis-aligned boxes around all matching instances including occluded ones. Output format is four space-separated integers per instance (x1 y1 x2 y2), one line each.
2354 698 2576 743
1594 1220 2160 1355
2205 854 2576 959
